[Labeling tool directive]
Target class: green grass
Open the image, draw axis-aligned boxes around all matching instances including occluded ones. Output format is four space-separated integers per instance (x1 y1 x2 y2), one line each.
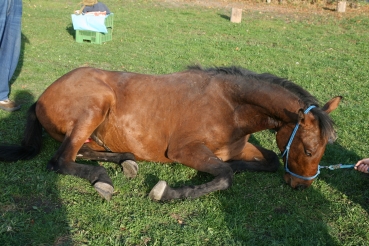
1 0 369 245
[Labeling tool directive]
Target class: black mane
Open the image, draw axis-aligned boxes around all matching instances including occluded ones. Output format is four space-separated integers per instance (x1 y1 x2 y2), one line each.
188 65 336 140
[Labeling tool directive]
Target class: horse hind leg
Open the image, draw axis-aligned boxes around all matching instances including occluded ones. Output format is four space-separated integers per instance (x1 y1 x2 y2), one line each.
77 145 139 179
47 127 115 201
149 143 234 201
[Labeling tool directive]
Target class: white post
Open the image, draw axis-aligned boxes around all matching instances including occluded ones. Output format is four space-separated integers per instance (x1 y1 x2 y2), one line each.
337 1 346 12
230 8 242 23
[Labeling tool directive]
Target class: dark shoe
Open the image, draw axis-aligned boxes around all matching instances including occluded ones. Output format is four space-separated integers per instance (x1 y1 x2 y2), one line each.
0 99 21 112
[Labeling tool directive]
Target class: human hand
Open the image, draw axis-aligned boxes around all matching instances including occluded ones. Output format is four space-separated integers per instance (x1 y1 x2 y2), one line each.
354 158 369 173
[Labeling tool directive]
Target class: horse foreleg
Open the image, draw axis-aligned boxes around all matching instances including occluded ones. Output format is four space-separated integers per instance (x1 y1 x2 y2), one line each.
227 142 280 173
149 143 233 201
77 145 138 178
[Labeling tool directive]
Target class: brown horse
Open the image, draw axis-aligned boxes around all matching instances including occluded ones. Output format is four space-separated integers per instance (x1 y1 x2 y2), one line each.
0 66 341 201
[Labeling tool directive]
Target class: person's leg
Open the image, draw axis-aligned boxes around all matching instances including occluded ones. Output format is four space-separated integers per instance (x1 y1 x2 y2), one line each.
0 0 22 111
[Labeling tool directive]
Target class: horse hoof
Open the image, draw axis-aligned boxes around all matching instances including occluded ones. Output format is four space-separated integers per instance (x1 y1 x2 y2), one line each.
121 160 138 179
94 182 114 201
149 180 168 201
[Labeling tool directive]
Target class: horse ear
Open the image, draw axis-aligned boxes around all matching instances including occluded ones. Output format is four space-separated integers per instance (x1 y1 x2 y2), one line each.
321 96 342 114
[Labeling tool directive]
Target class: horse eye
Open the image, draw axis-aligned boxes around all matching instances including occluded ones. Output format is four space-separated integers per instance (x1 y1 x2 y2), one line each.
305 150 312 157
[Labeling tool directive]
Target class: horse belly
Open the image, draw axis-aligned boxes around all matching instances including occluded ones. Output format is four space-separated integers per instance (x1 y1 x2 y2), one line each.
99 111 172 163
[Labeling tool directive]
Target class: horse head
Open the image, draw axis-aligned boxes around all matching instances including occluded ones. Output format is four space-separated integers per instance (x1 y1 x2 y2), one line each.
276 96 342 189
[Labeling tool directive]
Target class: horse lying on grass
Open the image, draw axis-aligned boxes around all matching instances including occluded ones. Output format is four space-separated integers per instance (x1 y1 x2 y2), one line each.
0 66 341 201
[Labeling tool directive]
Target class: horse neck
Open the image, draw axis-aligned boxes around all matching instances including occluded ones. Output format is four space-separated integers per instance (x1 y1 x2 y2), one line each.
233 82 304 130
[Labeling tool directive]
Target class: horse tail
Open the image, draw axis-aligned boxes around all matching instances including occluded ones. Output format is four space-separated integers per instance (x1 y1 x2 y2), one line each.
0 102 43 161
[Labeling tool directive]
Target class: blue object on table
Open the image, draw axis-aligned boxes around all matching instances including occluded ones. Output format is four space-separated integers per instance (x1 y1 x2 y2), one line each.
71 14 108 33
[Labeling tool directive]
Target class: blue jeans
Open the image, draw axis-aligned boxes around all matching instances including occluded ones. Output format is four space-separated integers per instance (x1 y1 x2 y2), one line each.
0 0 22 101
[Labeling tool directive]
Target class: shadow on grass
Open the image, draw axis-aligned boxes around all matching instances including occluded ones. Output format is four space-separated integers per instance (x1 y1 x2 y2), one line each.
0 99 70 243
66 23 75 40
2 32 69 243
322 7 337 12
217 13 230 21
212 135 319 244
319 142 369 211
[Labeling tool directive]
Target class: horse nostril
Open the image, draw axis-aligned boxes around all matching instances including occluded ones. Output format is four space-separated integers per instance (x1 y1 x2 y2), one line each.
295 184 307 190
284 173 292 185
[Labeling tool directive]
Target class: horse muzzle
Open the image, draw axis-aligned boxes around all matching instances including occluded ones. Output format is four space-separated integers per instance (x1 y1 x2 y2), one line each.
284 173 314 189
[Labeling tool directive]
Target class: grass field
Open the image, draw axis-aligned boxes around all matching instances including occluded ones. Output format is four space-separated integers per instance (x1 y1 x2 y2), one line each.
1 0 369 245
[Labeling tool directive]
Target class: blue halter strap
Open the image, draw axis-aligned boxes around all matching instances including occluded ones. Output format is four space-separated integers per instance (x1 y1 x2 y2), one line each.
281 105 320 181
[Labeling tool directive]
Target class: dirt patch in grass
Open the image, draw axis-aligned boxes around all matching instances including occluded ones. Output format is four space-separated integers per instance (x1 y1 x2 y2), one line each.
160 0 369 17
